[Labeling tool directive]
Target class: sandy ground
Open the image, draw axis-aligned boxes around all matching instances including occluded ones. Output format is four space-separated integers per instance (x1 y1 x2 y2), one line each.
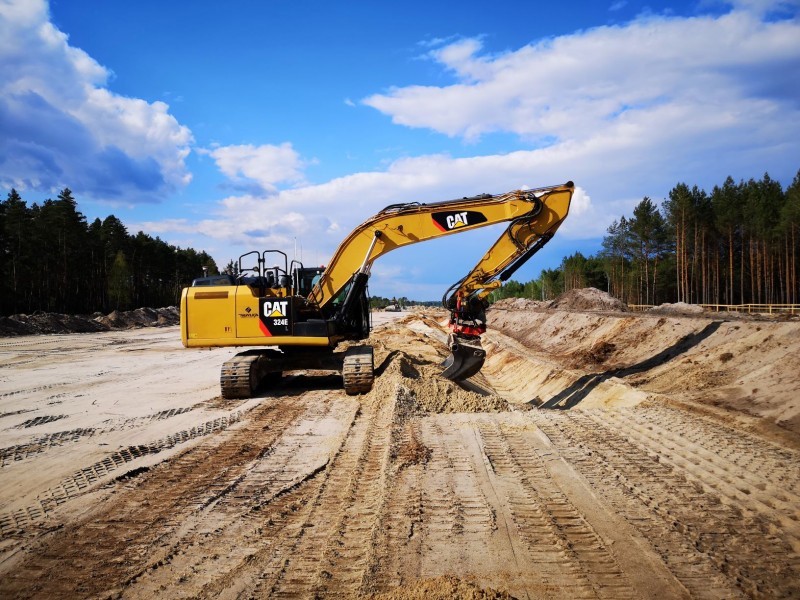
0 305 798 599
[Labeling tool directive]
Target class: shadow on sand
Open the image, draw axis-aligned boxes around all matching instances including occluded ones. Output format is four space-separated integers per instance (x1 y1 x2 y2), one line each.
539 320 723 410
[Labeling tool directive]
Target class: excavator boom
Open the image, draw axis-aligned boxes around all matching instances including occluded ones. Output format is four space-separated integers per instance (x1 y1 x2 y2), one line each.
309 182 574 310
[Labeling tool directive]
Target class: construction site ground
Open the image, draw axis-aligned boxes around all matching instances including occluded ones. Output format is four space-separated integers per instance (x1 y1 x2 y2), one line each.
1 296 799 599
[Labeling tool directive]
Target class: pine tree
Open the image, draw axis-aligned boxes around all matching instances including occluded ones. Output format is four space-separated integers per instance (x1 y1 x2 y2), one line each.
629 197 669 304
711 177 742 304
780 170 800 304
2 190 34 313
107 250 132 310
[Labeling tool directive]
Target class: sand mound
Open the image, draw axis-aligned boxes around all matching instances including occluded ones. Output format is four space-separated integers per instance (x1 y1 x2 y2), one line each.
648 302 705 315
369 350 509 414
3 312 108 335
549 287 629 312
94 307 175 329
0 307 180 336
402 377 509 413
366 575 513 599
0 316 36 336
490 298 547 311
156 306 180 325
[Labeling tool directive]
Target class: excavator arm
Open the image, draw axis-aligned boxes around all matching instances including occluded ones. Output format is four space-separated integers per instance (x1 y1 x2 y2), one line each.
311 181 574 379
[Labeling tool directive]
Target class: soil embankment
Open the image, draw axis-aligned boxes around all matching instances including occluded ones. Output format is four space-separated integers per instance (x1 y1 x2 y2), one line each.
0 306 180 336
489 293 800 440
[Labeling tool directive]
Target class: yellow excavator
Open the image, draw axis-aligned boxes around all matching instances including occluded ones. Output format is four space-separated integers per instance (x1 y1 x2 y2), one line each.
181 181 574 398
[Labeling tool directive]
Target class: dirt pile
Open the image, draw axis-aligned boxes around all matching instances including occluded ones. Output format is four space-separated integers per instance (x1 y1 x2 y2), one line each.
401 375 509 413
94 306 179 329
0 306 180 336
548 287 629 312
1 312 108 335
365 317 509 414
648 302 705 315
370 349 509 414
490 298 547 311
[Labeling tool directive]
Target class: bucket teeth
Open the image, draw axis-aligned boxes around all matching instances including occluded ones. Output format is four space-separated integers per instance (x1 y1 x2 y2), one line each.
441 335 486 381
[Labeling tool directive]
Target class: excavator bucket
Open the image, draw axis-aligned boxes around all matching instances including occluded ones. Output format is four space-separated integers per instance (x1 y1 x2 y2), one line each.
441 335 486 381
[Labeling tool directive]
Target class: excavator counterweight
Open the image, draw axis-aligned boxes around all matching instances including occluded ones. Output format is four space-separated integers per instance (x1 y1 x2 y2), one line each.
181 181 574 397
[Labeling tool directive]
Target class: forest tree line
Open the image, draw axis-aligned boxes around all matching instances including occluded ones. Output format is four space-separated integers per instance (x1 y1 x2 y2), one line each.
0 188 218 316
493 170 800 306
4 170 798 316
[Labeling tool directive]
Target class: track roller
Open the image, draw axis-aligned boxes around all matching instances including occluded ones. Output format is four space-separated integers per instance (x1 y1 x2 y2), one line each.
220 351 281 399
342 345 374 395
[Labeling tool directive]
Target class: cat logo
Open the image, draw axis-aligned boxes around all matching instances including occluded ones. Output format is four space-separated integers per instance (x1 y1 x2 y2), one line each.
432 210 488 232
259 298 292 336
447 212 469 229
263 300 288 318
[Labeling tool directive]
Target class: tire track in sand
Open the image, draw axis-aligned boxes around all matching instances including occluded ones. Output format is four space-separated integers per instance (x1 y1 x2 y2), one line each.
535 409 799 599
0 393 309 598
118 393 359 599
595 408 800 552
262 384 396 599
475 418 637 599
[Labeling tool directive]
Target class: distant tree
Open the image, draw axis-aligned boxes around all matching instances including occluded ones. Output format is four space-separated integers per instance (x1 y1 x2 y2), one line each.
664 183 694 302
628 197 670 304
600 217 633 301
1 188 220 315
539 268 563 300
1 189 32 313
780 170 800 303
502 280 525 298
562 252 589 292
711 177 742 304
523 279 542 300
52 188 89 312
107 250 132 310
222 260 238 276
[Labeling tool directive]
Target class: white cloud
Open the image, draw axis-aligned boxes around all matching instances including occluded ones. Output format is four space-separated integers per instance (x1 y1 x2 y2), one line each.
0 0 192 201
140 146 608 279
206 143 307 193
363 10 800 144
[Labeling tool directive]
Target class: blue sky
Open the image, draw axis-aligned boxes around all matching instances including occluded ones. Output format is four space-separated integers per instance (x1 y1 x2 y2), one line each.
2 0 799 299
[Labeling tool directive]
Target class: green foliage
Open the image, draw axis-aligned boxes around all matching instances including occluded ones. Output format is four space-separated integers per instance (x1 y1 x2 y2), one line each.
561 252 607 292
489 269 563 303
488 169 799 306
107 250 132 309
0 188 218 315
369 295 410 309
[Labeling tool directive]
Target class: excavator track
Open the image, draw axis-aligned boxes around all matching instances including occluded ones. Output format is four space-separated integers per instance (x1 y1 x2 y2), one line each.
220 353 262 399
220 351 282 399
342 345 374 395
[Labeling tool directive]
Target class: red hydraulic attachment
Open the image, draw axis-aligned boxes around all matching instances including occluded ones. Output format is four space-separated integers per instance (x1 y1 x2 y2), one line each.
441 292 487 381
